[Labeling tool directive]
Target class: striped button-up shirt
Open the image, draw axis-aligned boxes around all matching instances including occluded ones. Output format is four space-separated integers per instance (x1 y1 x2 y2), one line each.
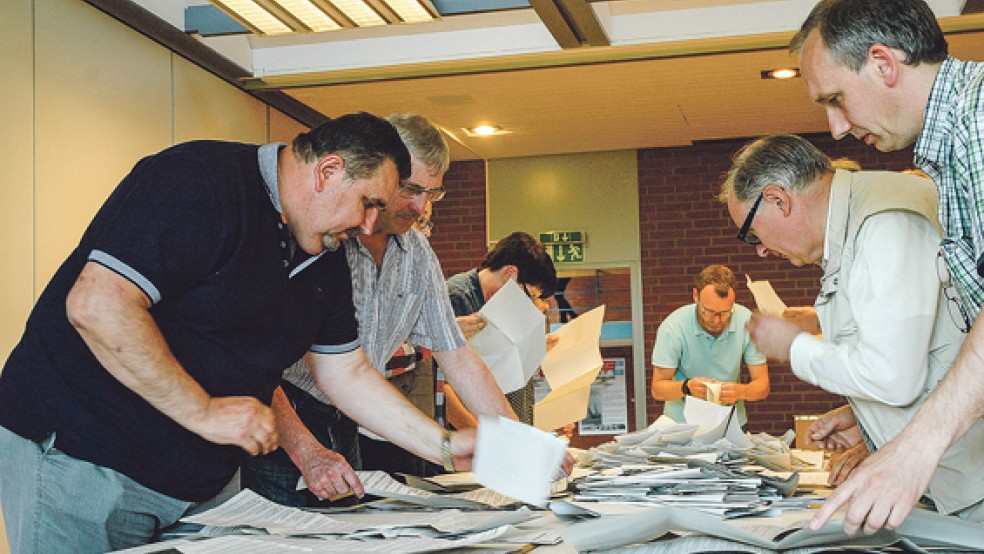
915 56 984 322
285 229 465 403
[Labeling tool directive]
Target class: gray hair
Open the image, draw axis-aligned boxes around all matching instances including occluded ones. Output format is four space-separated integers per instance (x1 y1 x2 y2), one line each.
719 134 833 205
790 0 947 72
386 113 450 175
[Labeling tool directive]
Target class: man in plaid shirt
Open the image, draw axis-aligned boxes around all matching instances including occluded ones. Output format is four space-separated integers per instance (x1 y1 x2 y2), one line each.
790 0 984 535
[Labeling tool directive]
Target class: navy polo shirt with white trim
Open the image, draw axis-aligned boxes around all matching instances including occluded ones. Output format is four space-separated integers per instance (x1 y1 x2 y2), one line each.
0 140 359 501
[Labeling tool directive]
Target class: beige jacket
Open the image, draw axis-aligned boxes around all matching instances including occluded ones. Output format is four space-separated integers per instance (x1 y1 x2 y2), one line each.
815 170 984 514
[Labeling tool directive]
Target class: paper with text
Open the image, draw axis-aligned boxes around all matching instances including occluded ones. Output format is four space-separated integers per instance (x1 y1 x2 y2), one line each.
473 416 567 506
745 274 787 317
469 280 546 393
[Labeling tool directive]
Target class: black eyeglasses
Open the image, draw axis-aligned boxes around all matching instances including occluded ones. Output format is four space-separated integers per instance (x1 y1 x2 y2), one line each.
736 193 764 245
399 181 446 202
937 250 971 333
521 283 542 301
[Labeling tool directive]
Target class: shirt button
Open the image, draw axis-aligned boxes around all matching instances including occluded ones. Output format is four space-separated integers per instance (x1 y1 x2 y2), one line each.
280 241 287 248
283 260 289 268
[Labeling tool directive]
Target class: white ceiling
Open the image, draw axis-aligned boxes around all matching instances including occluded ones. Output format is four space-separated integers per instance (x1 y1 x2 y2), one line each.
139 0 984 160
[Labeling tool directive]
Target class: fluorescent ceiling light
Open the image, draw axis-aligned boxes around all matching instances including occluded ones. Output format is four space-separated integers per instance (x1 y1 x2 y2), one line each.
331 0 387 26
385 0 437 23
212 0 293 34
209 0 439 35
270 0 341 32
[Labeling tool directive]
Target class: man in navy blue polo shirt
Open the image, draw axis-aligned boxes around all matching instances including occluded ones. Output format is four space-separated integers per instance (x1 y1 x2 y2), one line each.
0 113 478 553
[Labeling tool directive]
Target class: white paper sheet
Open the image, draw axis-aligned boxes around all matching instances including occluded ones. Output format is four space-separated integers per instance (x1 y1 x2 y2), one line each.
540 305 605 391
682 395 734 435
704 382 721 403
534 366 601 431
745 274 787 317
469 280 546 393
473 416 567 507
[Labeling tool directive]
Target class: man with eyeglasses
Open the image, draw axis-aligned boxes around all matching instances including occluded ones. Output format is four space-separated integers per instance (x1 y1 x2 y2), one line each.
650 264 770 428
444 231 559 428
241 114 517 507
784 0 984 534
722 134 984 528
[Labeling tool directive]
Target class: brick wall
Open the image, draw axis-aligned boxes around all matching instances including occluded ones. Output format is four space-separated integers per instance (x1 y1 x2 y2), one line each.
431 133 918 436
430 160 488 276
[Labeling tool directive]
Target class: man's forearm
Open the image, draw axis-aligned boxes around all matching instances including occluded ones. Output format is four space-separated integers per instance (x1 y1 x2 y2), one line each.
433 346 516 420
271 387 327 468
67 263 211 428
313 350 449 463
444 385 479 429
896 318 984 457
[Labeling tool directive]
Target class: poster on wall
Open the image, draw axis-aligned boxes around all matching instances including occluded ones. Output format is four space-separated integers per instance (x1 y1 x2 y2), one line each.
578 358 628 436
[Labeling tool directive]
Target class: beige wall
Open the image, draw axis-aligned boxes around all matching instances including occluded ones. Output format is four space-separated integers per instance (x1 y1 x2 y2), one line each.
0 2 307 550
487 150 641 265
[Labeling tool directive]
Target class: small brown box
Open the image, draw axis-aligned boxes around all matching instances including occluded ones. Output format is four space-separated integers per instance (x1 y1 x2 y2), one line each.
794 415 822 450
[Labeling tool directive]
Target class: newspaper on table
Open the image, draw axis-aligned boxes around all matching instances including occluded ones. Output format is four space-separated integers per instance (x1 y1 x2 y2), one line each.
559 502 984 553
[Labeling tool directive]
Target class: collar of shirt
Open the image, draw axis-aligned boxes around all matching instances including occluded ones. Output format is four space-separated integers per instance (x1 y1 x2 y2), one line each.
821 169 852 278
258 142 287 214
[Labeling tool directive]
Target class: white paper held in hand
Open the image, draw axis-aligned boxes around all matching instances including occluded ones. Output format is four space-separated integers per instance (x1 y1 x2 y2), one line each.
745 274 787 317
469 280 546 393
473 416 567 507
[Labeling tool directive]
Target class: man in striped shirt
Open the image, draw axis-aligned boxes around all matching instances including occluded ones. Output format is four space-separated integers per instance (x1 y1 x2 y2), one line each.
790 0 984 535
241 114 516 506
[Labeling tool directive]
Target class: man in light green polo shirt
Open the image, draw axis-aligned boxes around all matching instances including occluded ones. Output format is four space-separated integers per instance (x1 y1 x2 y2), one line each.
650 264 770 426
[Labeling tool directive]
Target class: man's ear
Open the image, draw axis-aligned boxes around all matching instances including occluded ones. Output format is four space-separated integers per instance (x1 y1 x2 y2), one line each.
692 287 700 304
314 154 344 192
868 44 900 87
762 184 793 217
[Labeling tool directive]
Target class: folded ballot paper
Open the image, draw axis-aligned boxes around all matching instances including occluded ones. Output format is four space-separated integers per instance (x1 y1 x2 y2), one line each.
533 305 606 431
469 280 546 393
745 274 787 317
473 416 568 507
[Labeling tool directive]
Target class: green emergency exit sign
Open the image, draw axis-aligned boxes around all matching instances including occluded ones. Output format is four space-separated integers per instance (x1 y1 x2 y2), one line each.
540 231 585 263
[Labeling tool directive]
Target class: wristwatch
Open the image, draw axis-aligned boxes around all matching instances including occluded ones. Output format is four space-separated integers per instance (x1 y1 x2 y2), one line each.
441 430 456 472
680 378 691 396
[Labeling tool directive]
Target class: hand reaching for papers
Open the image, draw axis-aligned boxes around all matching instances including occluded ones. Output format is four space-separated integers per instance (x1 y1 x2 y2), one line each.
746 313 801 362
806 405 861 451
827 442 870 486
448 428 477 471
297 443 364 501
203 396 279 456
810 432 933 535
782 306 821 335
456 314 487 339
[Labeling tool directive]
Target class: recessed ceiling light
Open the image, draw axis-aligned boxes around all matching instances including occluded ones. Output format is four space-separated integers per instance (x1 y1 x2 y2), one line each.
761 68 801 80
462 125 511 137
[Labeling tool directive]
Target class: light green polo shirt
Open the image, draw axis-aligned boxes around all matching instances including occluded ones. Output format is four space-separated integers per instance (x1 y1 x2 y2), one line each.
651 303 765 425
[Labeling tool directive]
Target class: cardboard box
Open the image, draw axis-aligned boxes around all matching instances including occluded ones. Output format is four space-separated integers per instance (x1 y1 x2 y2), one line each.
794 415 822 450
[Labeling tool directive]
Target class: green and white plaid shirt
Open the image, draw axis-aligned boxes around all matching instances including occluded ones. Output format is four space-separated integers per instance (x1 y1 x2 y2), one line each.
914 56 984 322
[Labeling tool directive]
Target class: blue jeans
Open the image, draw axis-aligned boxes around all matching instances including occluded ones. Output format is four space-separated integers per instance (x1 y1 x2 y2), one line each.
0 425 191 553
240 382 361 507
